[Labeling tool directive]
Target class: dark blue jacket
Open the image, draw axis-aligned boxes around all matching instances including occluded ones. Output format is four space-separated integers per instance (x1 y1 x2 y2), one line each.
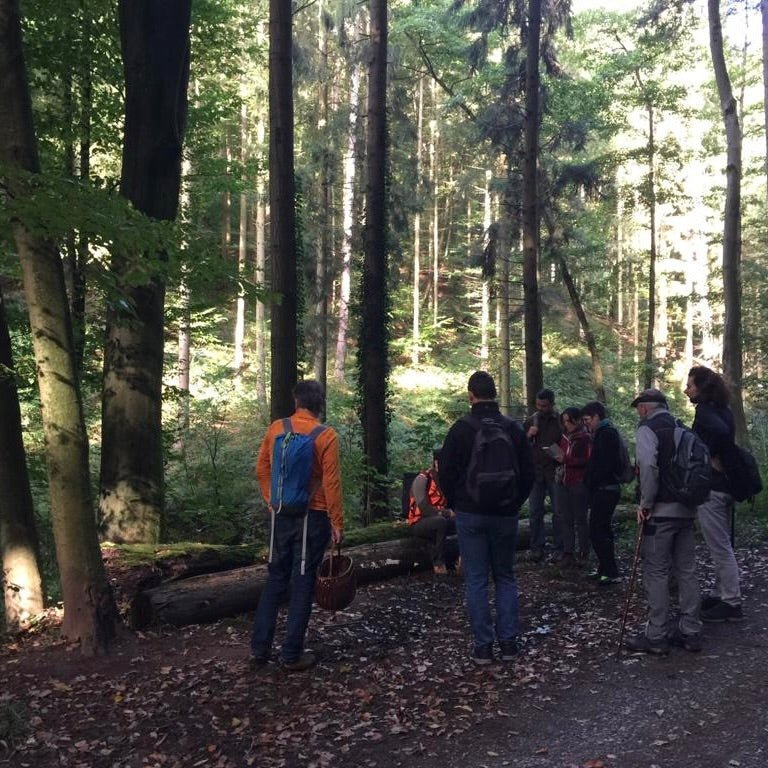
440 401 534 515
691 401 738 495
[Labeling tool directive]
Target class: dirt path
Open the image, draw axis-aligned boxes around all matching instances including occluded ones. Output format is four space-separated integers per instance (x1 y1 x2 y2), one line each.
1 536 766 768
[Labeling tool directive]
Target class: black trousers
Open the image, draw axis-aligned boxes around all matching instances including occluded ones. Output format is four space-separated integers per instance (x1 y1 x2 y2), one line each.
589 488 621 578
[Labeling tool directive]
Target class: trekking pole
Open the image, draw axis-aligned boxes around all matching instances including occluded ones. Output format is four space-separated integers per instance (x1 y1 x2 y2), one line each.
616 521 645 658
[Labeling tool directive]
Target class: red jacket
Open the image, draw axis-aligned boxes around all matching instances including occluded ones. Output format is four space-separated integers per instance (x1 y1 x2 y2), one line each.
558 427 591 487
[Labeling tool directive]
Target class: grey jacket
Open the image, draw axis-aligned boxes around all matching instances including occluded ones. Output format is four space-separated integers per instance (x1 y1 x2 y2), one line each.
635 407 696 519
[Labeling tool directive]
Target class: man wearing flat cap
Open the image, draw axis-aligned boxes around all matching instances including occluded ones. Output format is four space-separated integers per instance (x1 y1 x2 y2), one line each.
625 388 703 655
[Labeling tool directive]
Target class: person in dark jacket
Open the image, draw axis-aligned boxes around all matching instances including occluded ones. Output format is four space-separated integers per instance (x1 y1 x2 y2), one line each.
624 388 702 655
523 388 563 561
581 401 624 586
554 407 592 566
685 366 744 622
440 371 535 665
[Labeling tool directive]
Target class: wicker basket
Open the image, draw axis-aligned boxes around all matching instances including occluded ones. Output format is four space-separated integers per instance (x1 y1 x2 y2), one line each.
315 548 356 611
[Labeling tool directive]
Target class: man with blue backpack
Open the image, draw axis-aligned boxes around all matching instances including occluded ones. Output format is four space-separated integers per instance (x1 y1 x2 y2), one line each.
251 380 344 671
440 371 534 665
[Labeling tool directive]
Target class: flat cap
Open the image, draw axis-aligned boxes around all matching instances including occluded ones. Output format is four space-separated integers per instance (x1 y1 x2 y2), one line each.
630 388 668 408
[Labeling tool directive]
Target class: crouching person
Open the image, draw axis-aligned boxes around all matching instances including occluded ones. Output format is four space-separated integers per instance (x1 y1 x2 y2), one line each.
408 449 456 575
625 389 702 655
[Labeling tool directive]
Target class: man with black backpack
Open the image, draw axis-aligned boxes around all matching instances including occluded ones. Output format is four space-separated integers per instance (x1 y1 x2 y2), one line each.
625 388 703 655
251 380 344 672
439 371 534 665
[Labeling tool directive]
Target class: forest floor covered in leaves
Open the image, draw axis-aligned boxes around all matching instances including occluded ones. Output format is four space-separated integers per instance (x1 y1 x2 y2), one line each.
2 528 768 768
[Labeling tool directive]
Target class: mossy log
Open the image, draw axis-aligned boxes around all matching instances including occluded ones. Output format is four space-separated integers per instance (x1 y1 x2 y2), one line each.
128 508 637 629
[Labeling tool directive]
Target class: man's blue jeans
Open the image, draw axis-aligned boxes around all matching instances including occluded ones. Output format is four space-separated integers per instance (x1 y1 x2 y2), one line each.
250 510 331 662
528 477 561 552
455 510 520 648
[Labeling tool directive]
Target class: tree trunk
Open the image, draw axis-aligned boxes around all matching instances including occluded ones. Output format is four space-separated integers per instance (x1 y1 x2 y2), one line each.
254 109 268 404
522 0 543 410
709 0 748 445
334 61 360 382
430 78 440 328
762 0 768 201
0 290 44 630
100 1 192 544
313 0 330 390
643 101 657 390
498 173 514 413
0 0 119 651
269 0 298 419
234 100 248 386
412 75 424 366
480 169 492 363
359 0 389 521
557 252 606 403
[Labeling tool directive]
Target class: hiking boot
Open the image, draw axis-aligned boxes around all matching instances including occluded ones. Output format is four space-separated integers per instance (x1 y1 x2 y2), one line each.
499 639 519 661
624 633 670 656
471 644 493 666
598 575 623 587
701 601 744 623
669 630 703 653
701 594 721 611
282 650 316 672
249 653 270 669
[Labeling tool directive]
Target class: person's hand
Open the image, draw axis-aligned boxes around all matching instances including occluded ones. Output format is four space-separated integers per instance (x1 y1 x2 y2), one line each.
636 506 651 524
443 508 455 520
332 526 344 545
527 425 539 438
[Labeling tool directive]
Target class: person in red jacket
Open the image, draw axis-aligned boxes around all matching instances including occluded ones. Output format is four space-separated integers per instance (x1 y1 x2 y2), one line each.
554 407 592 567
408 449 455 574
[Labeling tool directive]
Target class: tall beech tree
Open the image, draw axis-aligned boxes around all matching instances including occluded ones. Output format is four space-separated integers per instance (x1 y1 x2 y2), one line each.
0 0 118 651
522 0 543 409
269 0 298 418
358 0 390 520
708 0 748 444
99 0 192 543
0 290 44 629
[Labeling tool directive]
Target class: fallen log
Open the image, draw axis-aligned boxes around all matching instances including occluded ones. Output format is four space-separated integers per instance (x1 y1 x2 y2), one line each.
129 536 440 629
129 508 636 629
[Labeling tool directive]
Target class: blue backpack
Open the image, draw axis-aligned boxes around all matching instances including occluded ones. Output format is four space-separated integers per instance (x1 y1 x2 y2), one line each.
270 418 326 515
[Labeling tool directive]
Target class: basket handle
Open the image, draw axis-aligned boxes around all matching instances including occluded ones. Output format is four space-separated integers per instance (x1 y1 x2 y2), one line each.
329 544 342 577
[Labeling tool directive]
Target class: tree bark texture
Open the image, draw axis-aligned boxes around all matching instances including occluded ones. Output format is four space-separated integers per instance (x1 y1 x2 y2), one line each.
763 0 768 202
0 0 119 651
359 0 390 520
522 0 543 410
269 0 298 419
0 290 44 629
643 101 657 390
100 0 192 544
708 0 748 445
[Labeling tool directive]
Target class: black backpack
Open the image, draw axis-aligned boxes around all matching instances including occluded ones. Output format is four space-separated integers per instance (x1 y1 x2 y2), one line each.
728 446 763 503
463 415 520 509
616 433 636 484
661 421 712 507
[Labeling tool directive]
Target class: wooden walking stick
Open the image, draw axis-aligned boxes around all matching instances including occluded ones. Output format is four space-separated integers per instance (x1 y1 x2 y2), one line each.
616 521 645 658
